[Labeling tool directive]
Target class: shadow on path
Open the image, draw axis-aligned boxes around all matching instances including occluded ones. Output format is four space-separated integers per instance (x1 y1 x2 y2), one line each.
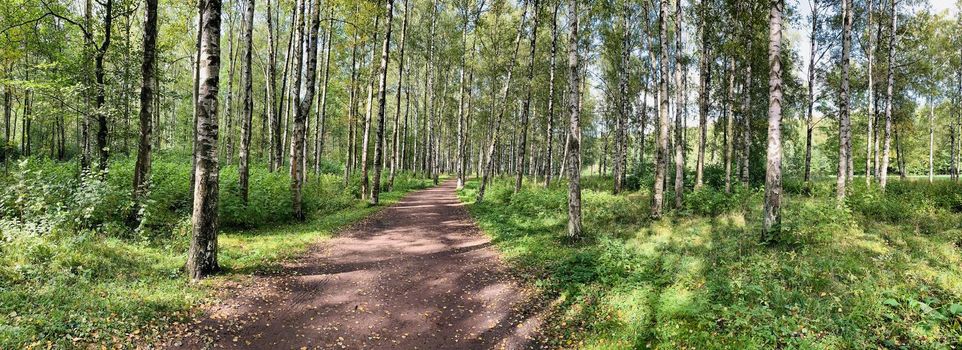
165 180 545 349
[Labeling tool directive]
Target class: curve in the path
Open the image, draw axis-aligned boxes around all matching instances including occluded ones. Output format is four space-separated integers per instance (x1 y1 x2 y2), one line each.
167 179 544 350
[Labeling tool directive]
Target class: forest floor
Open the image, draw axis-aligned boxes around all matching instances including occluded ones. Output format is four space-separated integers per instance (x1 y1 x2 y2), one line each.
162 180 546 349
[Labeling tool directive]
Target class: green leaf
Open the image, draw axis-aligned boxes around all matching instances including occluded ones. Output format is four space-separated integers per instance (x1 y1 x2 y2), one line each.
882 298 901 308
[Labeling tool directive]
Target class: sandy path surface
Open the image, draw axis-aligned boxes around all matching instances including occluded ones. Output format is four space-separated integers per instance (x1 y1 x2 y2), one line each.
165 180 544 349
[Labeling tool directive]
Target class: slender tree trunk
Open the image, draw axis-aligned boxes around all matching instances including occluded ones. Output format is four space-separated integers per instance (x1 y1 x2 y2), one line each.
895 125 906 179
566 0 582 238
613 2 630 194
652 0 670 218
95 0 115 172
265 0 278 171
477 1 529 203
804 3 818 183
224 1 236 165
371 0 395 205
360 13 382 200
880 0 896 189
865 0 875 185
953 96 959 181
515 0 541 193
673 0 684 209
740 36 753 186
837 0 852 201
695 0 710 191
2 81 9 164
133 0 159 202
725 59 735 193
238 0 255 204
929 99 934 183
188 0 222 281
315 5 335 173
544 3 560 188
344 17 359 184
762 0 783 242
456 3 469 190
275 6 298 171
82 0 94 171
291 0 322 220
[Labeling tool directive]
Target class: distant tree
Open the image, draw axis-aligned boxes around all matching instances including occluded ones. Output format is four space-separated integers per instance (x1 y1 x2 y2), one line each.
515 0 541 193
238 0 255 204
477 1 529 203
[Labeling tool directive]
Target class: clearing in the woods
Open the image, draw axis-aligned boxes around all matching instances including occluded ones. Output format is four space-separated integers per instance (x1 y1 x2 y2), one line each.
165 180 543 349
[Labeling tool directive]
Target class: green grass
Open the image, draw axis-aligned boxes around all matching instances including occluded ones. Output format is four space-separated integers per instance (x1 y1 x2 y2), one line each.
459 176 962 349
0 157 434 348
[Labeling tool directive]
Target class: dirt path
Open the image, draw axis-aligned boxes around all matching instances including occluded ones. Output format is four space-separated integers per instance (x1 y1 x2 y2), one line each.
166 180 544 349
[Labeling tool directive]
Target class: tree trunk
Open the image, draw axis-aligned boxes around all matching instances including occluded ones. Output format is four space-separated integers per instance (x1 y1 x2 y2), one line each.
224 1 236 165
476 1 529 203
613 2 630 195
544 3 560 188
2 81 9 164
360 13 382 200
275 6 298 171
803 3 818 183
187 0 222 281
344 15 359 184
371 0 396 205
95 0 114 172
929 99 934 183
880 0 896 189
133 0 158 202
895 125 906 179
836 0 852 201
266 0 278 171
673 0 684 209
456 2 469 190
740 35 753 186
566 0 583 238
315 5 335 173
695 0 710 191
725 59 735 193
82 0 94 171
652 0 669 219
762 0 783 242
865 0 874 185
290 0 322 220
238 0 255 204
515 0 541 193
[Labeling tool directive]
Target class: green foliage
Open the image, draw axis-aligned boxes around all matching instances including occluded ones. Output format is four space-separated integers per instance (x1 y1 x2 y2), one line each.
460 176 962 349
0 156 433 348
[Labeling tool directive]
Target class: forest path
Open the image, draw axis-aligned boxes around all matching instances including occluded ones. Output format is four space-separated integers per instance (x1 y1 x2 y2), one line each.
166 180 544 350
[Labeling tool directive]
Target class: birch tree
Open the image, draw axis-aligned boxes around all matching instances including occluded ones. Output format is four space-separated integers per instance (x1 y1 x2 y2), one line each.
188 0 222 280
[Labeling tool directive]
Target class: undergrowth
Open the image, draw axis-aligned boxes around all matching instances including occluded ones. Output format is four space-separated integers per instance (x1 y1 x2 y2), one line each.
0 155 433 348
459 174 962 349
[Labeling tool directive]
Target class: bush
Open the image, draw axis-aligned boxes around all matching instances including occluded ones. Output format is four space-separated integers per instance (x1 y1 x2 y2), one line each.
0 156 400 239
782 198 857 245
